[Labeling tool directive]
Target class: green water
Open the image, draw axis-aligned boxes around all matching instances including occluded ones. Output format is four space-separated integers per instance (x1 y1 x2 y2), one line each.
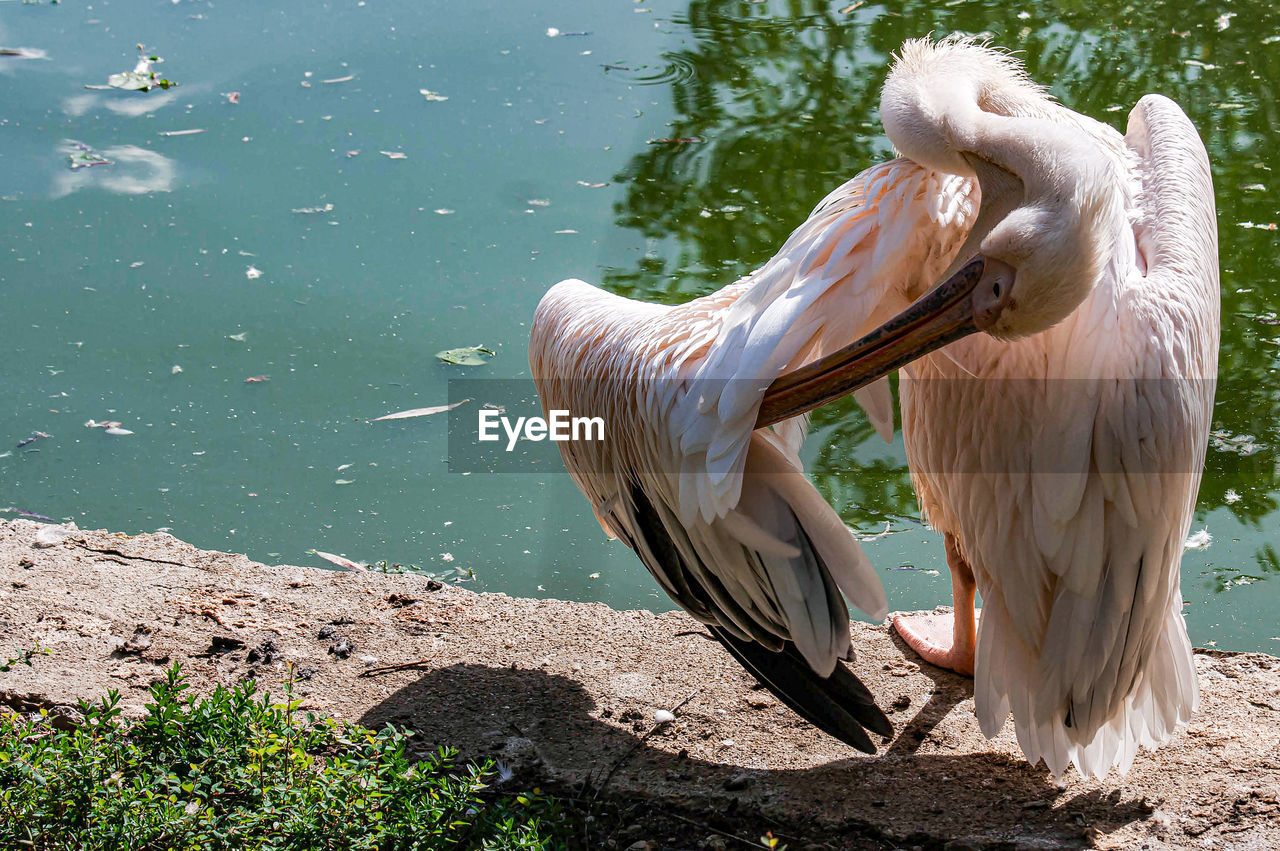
2 0 1277 652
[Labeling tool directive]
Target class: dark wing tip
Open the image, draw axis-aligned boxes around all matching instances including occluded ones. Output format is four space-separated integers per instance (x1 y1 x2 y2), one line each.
708 625 893 753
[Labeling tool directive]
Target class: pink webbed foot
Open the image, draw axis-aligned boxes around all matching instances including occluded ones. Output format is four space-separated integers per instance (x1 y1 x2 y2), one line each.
890 608 979 677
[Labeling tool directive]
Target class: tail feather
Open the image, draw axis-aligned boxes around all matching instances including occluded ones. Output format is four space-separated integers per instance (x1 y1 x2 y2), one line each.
709 625 892 754
978 594 1196 779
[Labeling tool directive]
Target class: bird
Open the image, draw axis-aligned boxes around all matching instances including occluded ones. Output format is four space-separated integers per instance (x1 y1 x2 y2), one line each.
528 36 1218 778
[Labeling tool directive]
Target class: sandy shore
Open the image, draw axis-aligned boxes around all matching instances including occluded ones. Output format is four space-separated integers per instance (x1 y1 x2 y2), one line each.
1 518 1278 848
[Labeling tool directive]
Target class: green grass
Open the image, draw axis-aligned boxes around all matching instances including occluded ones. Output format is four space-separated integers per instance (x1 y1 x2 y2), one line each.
0 663 568 850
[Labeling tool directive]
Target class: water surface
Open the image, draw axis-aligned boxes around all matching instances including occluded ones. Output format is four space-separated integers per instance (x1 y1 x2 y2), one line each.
2 0 1278 652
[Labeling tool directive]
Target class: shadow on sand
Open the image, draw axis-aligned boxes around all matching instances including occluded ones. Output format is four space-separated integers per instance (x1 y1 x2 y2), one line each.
358 656 1153 849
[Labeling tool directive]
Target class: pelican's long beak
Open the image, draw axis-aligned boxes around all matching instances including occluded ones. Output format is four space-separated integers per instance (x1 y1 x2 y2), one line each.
756 256 988 429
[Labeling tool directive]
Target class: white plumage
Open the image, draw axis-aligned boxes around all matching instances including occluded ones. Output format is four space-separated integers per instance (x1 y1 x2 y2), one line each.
529 36 1218 778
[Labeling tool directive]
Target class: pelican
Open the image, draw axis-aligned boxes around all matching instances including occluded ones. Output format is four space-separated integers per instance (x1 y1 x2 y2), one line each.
529 37 1218 777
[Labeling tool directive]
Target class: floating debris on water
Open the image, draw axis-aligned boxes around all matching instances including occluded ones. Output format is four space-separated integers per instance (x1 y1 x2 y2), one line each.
90 46 177 92
1210 429 1261 456
0 506 54 522
244 375 269 383
379 151 408 160
312 550 366 571
0 47 50 60
66 141 112 169
1185 528 1212 551
374 399 470 421
291 202 335 214
17 432 51 448
245 265 263 280
435 345 495 366
419 89 448 102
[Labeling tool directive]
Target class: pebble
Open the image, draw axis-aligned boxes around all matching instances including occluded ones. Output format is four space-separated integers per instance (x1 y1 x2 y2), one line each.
33 525 71 548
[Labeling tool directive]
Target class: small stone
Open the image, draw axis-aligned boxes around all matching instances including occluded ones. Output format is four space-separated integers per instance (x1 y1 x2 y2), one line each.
33 525 71 548
624 842 658 851
121 625 153 654
723 771 752 791
207 635 245 654
654 709 676 724
329 637 353 659
45 704 85 731
425 579 444 592
892 694 912 711
247 638 280 665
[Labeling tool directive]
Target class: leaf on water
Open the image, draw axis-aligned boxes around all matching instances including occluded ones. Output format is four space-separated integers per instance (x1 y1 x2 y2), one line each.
244 375 270 383
380 151 408 160
434 208 455 215
226 91 240 104
312 550 366 571
159 128 205 137
419 89 449 102
68 149 112 169
245 266 263 279
323 74 355 84
374 399 471 421
104 427 134 436
435 346 495 366
228 332 248 341
576 180 608 188
85 419 123 429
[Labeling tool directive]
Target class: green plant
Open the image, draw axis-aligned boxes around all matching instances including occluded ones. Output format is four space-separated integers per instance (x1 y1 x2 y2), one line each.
0 663 567 849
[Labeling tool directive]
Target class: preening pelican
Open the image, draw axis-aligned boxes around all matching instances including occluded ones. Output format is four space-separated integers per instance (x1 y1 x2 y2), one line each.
529 37 1218 778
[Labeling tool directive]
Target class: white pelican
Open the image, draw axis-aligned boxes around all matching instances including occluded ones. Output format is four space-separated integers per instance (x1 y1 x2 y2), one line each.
529 37 1218 778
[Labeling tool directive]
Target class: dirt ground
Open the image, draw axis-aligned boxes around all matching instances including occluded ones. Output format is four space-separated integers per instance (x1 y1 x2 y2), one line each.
1 518 1278 849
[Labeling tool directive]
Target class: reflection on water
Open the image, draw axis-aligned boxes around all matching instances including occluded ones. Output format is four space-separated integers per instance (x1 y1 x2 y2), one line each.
2 0 1278 653
51 143 177 197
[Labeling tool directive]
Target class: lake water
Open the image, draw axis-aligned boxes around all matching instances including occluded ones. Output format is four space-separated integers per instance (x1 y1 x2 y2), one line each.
2 0 1277 653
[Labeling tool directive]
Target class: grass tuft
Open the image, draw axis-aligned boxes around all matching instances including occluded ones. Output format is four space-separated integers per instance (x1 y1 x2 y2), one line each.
0 663 567 849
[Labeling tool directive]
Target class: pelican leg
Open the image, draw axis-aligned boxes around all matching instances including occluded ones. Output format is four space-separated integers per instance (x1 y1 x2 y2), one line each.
890 533 978 676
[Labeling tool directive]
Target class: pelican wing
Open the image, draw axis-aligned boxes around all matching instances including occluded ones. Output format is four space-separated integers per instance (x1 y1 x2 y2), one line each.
603 431 892 752
529 156 976 753
674 159 977 525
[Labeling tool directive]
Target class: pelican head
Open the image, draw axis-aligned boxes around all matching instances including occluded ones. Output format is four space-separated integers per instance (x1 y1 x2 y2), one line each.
881 36 1123 341
756 36 1125 426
